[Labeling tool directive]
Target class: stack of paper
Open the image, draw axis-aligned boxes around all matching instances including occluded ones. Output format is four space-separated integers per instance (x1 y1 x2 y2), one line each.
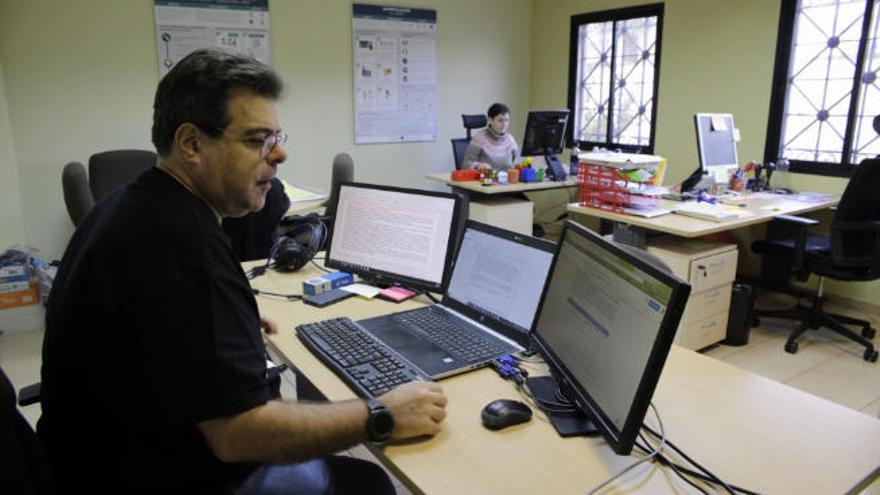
673 202 738 222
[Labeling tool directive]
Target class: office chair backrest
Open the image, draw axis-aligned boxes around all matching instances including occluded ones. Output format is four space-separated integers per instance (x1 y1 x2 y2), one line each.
451 138 470 170
834 157 880 222
88 150 156 202
462 114 487 139
325 152 354 222
831 157 880 268
0 366 53 494
62 161 94 228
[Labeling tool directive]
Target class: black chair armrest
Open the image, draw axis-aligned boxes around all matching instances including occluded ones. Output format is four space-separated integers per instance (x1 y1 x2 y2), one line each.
772 214 819 226
766 215 819 273
18 382 41 407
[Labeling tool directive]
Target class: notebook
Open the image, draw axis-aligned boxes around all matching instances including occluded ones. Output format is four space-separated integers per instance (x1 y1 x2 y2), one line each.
356 220 557 379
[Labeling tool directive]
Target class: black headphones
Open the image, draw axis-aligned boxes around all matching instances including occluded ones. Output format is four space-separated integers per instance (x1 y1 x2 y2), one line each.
272 213 327 272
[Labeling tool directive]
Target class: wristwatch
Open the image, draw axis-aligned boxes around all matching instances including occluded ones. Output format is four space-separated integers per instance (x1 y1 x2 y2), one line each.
365 398 394 443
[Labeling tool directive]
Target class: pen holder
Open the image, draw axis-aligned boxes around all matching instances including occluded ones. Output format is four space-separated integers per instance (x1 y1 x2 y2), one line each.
729 176 745 193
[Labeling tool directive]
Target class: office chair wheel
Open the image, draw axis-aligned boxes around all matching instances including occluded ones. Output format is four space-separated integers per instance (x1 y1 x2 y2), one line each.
864 348 878 363
784 341 799 354
862 326 876 340
750 316 760 328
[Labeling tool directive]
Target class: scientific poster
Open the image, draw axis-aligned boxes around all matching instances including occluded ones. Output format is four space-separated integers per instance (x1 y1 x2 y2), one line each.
154 0 271 77
353 4 437 144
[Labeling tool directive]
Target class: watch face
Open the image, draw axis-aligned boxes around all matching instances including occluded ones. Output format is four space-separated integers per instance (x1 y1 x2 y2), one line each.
368 400 394 441
372 409 394 437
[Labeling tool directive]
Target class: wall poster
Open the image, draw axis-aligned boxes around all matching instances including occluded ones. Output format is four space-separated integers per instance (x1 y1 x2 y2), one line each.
154 0 271 77
353 4 437 144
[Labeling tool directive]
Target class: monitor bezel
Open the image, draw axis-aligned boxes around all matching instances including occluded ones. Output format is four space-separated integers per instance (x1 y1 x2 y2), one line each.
324 181 463 293
441 219 557 347
529 220 691 455
521 109 571 157
694 112 739 172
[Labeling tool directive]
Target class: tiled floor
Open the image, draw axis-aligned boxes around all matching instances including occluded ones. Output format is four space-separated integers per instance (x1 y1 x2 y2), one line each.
2 289 878 493
702 292 880 417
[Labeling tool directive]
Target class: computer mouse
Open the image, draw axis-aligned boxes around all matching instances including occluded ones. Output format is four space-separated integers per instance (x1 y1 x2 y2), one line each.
481 399 533 430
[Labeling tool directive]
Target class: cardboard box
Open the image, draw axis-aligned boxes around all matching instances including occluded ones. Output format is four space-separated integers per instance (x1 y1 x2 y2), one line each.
0 284 40 310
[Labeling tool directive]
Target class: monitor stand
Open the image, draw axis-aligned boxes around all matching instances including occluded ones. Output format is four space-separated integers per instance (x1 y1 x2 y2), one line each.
544 151 567 181
526 376 598 437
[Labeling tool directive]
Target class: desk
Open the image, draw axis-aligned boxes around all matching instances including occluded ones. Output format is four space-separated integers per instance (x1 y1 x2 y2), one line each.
285 198 326 217
427 172 579 234
567 194 839 242
250 261 880 494
425 172 578 197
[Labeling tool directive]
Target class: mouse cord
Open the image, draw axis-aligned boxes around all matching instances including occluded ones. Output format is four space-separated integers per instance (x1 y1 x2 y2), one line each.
585 403 666 495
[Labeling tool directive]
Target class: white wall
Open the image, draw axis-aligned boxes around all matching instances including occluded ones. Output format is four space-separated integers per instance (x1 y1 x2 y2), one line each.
0 0 532 259
0 60 26 249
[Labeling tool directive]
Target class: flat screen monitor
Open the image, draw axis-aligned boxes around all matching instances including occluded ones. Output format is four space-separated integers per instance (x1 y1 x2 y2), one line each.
682 113 739 192
695 113 739 171
521 109 570 180
325 182 462 293
530 220 690 455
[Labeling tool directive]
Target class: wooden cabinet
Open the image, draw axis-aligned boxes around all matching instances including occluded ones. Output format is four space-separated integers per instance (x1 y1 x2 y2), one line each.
645 237 738 350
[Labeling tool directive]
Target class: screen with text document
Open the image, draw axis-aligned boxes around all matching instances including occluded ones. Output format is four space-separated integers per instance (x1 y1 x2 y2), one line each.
329 184 456 286
445 227 554 334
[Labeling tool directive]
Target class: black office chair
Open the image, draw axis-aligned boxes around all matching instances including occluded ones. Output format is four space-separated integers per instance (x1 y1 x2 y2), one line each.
450 114 489 170
0 366 53 494
751 157 880 362
451 138 470 170
62 149 157 227
462 114 487 138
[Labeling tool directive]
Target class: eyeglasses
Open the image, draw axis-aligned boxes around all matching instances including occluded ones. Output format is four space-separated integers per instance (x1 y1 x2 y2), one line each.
257 131 288 159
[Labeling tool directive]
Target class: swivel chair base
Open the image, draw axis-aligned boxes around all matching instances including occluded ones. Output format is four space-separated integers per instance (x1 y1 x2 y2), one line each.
752 290 878 362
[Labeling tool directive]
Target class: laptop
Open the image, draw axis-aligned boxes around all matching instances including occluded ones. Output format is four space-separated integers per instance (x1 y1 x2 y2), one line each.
357 220 556 379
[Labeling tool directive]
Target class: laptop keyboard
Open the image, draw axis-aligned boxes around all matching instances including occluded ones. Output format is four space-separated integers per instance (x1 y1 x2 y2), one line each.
393 307 505 363
296 317 430 398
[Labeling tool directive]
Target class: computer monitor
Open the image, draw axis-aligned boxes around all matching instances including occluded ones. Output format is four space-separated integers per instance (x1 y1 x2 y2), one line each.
521 109 570 181
325 182 463 293
529 220 690 455
682 113 739 192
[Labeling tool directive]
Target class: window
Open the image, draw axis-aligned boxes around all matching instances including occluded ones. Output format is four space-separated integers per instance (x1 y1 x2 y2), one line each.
567 4 664 153
766 0 880 177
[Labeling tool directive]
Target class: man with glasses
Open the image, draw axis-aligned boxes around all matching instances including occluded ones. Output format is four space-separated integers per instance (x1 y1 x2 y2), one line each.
40 49 447 494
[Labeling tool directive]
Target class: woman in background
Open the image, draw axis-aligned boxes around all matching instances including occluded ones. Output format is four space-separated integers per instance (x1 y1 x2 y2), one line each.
462 103 518 170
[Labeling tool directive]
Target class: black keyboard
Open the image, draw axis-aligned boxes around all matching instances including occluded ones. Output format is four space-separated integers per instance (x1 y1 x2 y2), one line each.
392 307 504 363
296 317 430 398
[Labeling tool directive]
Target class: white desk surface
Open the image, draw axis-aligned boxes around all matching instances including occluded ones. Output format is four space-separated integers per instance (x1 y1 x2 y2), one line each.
249 260 880 495
425 172 579 194
568 194 839 238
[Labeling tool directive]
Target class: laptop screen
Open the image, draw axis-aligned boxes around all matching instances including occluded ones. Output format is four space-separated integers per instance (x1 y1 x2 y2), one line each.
444 222 556 336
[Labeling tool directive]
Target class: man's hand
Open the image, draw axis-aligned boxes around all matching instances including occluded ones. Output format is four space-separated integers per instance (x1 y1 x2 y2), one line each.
260 316 278 345
378 381 447 440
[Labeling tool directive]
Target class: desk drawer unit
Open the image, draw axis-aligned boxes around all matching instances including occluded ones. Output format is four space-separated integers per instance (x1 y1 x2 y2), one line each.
646 237 738 351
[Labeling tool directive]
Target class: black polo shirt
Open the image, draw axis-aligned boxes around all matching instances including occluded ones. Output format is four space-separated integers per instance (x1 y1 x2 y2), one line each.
40 167 269 494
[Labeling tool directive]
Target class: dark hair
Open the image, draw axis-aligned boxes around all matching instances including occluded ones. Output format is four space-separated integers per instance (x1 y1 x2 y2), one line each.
151 49 283 156
487 103 510 119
